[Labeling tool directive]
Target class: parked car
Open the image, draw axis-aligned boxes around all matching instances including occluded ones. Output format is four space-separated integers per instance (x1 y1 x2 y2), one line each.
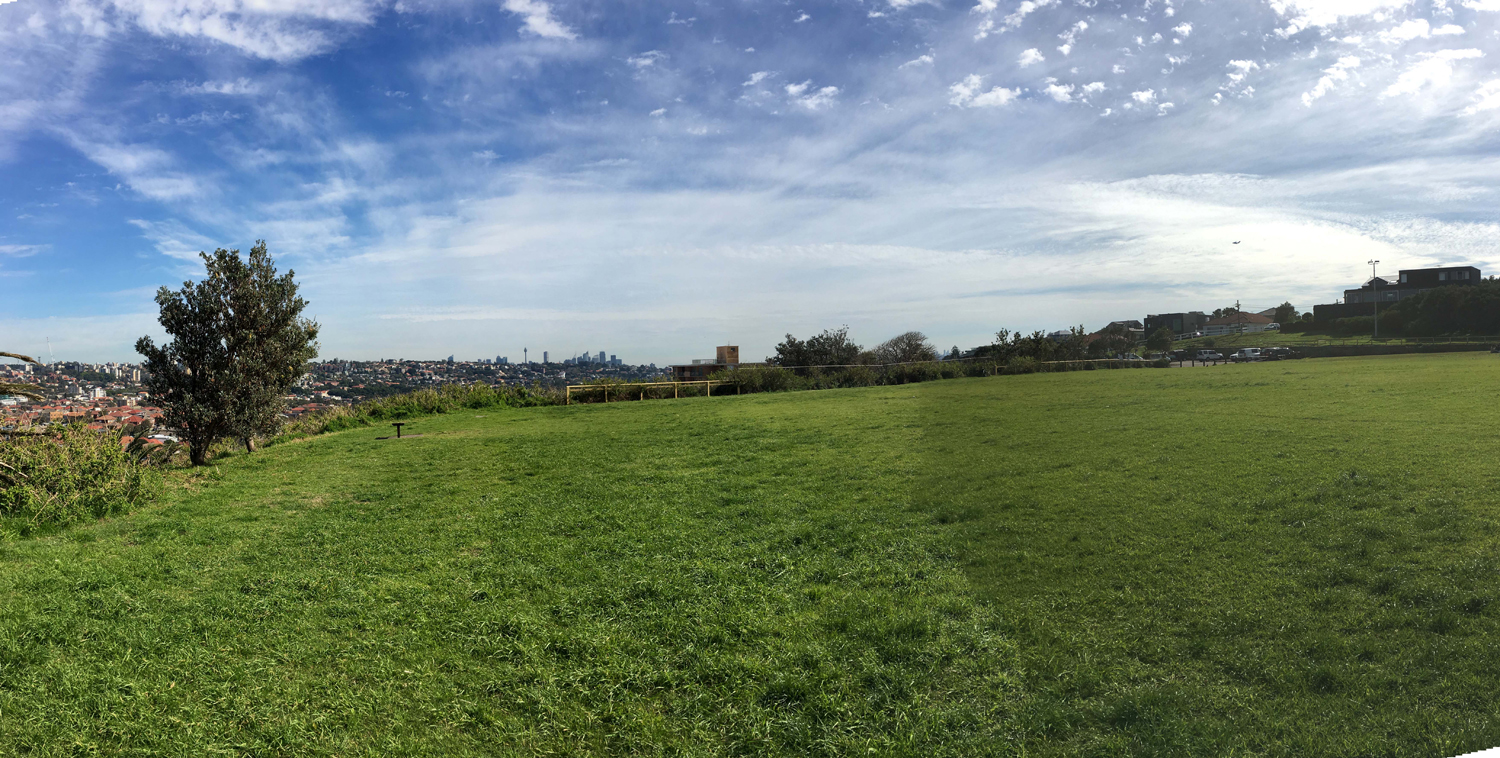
1195 349 1224 362
1230 348 1263 362
1266 322 1281 330
1122 353 1143 360
1263 347 1298 360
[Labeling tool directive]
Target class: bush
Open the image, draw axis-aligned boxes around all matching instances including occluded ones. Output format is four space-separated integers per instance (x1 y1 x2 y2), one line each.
1332 317 1374 337
272 382 560 443
0 424 160 533
1006 356 1040 374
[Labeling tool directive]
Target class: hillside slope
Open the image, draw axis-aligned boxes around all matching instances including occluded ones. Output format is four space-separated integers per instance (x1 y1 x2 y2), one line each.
4 353 1500 755
0 386 1016 756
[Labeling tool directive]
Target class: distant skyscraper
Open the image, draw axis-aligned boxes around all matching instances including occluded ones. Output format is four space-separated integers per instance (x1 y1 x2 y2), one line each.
543 351 549 364
597 350 606 363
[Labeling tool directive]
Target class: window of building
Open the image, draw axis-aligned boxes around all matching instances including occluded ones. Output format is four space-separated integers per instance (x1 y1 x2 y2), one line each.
1400 273 1408 283
1457 270 1469 279
1440 272 1449 281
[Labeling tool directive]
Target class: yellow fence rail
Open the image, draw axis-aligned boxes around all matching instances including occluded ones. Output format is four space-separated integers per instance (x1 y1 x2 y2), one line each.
565 380 735 405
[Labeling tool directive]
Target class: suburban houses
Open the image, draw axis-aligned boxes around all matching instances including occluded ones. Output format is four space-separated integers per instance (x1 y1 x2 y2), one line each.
1313 265 1482 322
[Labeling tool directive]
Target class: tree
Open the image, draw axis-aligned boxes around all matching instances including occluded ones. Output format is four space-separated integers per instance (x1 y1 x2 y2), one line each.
1211 305 1241 320
1088 323 1135 358
1145 327 1173 352
136 242 319 465
1272 301 1297 325
948 345 962 360
769 326 862 368
872 331 938 364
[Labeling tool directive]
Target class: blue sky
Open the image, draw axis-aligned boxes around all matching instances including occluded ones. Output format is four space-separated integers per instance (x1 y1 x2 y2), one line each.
3 0 1500 364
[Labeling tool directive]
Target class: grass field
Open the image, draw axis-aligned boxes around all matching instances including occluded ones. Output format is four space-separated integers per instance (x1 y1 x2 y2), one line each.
3 353 1500 755
1175 330 1499 349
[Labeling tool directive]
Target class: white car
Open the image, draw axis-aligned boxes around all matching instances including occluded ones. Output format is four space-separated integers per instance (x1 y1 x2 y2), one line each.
1231 348 1263 362
1195 349 1223 361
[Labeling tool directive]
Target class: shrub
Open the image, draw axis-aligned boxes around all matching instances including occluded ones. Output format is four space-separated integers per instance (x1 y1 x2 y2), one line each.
1006 356 1039 374
1331 316 1374 337
0 424 160 532
271 382 559 443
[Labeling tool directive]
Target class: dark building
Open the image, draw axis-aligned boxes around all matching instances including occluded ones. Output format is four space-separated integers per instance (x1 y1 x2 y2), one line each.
670 345 756 381
1313 265 1481 322
1144 311 1208 338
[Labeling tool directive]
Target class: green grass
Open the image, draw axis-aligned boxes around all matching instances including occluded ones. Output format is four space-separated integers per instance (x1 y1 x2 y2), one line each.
3 353 1500 755
922 352 1500 756
0 389 1016 755
1176 330 1499 349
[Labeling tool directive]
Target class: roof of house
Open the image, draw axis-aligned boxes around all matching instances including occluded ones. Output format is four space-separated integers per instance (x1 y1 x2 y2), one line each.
1204 311 1274 326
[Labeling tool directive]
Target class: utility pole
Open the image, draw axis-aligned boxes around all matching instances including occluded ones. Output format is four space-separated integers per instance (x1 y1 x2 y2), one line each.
1368 259 1380 340
1235 300 1243 335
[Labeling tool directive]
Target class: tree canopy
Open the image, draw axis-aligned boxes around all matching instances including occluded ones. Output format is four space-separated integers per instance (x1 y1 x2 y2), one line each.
136 242 318 465
1272 301 1297 325
1145 327 1174 352
871 331 938 364
770 327 862 368
1388 279 1500 336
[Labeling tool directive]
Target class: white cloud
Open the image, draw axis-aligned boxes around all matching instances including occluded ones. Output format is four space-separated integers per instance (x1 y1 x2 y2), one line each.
1057 20 1086 55
743 71 772 86
984 0 1058 37
1382 48 1483 97
1226 59 1260 84
1018 48 1045 67
1173 22 1193 36
787 81 839 109
627 51 666 69
1302 55 1361 105
900 54 935 68
1043 81 1074 102
949 74 1020 107
1082 81 1105 93
1462 79 1500 113
100 0 385 61
1131 88 1156 104
1269 0 1413 36
649 108 666 117
179 78 260 96
1378 18 1465 42
1463 0 1500 9
502 0 576 40
794 11 811 22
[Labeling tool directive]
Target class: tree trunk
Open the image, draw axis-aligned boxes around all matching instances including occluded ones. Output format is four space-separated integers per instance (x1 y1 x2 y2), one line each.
243 437 256 453
190 444 207 466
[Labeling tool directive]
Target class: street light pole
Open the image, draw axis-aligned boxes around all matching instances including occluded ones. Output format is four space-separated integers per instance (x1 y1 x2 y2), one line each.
1368 259 1380 340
